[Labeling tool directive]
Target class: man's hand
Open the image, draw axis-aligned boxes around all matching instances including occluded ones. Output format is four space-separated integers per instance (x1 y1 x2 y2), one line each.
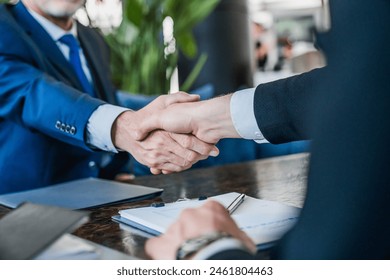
112 92 219 173
145 200 256 259
133 93 241 144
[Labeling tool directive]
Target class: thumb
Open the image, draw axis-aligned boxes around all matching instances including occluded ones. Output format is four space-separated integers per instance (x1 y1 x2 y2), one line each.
145 236 178 260
131 113 160 141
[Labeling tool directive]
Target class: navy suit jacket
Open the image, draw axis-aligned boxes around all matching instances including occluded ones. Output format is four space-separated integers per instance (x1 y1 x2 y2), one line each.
211 0 390 259
0 2 120 194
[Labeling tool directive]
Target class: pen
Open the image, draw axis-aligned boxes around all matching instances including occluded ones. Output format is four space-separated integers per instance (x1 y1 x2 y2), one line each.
151 202 165 207
226 193 245 215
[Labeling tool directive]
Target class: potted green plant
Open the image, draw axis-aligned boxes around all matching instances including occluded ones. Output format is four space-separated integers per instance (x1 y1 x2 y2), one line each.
104 0 220 96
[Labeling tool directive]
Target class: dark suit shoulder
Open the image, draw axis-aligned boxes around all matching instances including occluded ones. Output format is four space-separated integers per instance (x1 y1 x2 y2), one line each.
207 249 256 260
0 5 53 68
0 4 37 60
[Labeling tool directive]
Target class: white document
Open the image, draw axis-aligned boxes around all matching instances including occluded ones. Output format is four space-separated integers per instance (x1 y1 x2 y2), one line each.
117 192 301 248
35 234 99 260
35 234 136 260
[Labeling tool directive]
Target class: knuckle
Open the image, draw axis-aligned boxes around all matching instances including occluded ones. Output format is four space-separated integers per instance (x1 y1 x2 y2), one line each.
206 200 226 213
149 162 159 168
167 154 186 167
152 135 165 148
147 151 163 165
181 159 191 168
185 151 198 163
180 135 193 149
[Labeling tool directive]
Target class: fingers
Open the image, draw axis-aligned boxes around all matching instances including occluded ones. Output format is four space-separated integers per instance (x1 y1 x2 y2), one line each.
114 103 219 173
163 92 200 106
181 201 256 254
143 131 219 173
147 132 220 174
132 93 200 141
150 168 162 175
130 130 205 173
202 202 256 254
138 146 191 170
169 133 219 157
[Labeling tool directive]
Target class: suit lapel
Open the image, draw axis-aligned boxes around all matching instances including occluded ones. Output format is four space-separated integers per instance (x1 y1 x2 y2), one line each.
77 24 109 101
11 2 85 92
77 22 104 99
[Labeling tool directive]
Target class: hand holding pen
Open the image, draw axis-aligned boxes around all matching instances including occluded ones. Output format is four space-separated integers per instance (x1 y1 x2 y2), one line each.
145 199 256 259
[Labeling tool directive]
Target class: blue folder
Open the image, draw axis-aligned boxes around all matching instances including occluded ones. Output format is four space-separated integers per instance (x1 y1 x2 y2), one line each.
0 178 163 210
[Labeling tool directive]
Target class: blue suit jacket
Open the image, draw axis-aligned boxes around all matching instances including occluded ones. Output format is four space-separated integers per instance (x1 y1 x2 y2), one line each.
0 3 119 194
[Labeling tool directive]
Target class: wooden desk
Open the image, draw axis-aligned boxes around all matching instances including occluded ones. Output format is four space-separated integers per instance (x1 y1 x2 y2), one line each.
0 153 309 259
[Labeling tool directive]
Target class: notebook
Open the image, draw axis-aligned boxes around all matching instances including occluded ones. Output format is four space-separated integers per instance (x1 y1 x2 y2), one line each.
0 202 88 260
0 177 163 210
113 192 301 249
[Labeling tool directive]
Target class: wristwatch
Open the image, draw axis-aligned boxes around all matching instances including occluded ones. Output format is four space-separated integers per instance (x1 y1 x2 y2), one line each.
176 231 231 260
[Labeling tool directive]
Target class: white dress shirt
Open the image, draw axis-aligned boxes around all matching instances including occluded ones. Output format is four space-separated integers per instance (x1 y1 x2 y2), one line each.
230 88 269 143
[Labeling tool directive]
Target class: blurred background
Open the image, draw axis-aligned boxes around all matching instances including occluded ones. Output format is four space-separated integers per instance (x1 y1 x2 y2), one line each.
75 0 324 176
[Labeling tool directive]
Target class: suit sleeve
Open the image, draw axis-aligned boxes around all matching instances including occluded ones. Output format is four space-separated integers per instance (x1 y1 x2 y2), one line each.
0 37 105 150
253 68 323 144
207 249 256 260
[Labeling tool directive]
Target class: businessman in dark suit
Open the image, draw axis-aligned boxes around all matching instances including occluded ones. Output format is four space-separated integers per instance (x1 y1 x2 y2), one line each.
0 0 218 194
141 0 390 259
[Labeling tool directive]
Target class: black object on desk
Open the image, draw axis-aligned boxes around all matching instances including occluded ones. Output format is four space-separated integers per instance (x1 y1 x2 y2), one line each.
0 202 88 260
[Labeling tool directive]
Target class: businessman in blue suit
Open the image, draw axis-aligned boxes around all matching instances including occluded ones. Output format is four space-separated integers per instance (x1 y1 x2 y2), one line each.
0 0 218 194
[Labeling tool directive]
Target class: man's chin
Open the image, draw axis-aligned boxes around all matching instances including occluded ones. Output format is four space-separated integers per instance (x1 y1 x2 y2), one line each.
40 2 84 18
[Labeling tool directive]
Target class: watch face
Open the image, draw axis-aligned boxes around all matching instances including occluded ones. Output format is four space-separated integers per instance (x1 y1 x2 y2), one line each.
176 232 230 260
182 236 210 250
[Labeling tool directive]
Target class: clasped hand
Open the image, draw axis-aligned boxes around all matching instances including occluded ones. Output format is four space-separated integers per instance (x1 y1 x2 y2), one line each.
112 92 225 174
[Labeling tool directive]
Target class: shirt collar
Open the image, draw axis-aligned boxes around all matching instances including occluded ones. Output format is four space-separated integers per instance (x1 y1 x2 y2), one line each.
26 7 78 41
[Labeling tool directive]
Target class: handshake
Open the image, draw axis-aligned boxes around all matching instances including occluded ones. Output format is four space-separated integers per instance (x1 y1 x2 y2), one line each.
112 92 240 174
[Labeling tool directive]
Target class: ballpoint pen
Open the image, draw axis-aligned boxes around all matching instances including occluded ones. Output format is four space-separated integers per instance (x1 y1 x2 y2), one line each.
226 193 245 215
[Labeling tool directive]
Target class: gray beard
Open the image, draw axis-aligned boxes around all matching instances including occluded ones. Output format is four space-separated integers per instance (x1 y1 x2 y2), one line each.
39 1 84 18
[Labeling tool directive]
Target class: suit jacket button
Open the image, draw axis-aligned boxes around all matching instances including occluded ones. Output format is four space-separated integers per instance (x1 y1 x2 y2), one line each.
65 125 71 133
55 121 61 129
60 123 66 131
88 161 97 169
70 126 76 135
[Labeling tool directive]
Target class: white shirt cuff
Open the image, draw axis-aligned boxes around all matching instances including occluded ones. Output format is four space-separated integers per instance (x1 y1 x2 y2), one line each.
86 104 129 153
230 88 268 143
192 237 252 260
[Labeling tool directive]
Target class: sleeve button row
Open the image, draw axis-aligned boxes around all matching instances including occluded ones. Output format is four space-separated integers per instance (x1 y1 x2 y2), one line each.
55 121 76 135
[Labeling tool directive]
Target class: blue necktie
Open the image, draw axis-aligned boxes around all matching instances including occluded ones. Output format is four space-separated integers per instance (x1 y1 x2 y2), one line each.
58 34 95 96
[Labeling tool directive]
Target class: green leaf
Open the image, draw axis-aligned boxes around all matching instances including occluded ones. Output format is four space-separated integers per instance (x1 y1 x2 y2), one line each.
176 32 197 58
180 53 208 92
103 0 220 95
167 0 220 34
124 0 144 27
